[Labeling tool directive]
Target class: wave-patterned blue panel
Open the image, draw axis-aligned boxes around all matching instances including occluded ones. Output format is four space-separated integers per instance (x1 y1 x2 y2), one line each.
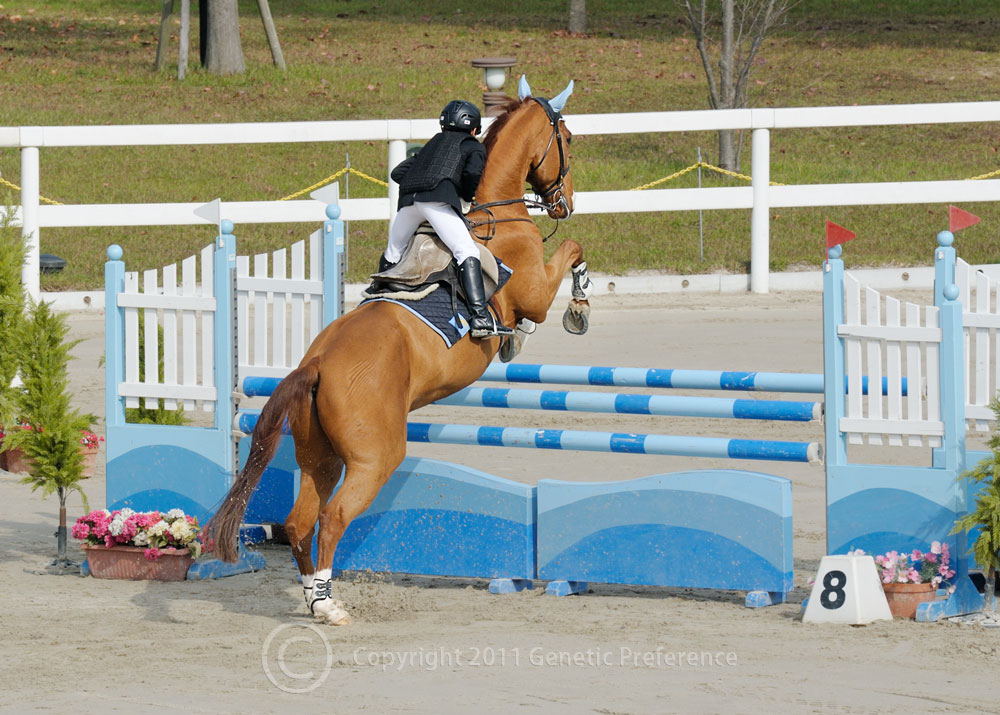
828 488 960 557
330 509 534 579
539 523 792 593
106 444 230 523
312 458 536 580
537 471 792 593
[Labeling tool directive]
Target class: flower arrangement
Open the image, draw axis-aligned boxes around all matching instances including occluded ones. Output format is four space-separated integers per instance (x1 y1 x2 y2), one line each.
72 508 203 560
79 430 104 449
849 542 956 589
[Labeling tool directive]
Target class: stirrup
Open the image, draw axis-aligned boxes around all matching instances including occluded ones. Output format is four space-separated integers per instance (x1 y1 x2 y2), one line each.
470 314 514 338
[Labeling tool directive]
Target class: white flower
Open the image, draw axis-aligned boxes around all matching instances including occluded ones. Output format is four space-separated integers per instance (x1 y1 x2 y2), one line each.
108 517 125 536
118 508 135 519
930 541 942 555
133 531 149 546
148 520 169 537
165 508 185 520
169 519 193 542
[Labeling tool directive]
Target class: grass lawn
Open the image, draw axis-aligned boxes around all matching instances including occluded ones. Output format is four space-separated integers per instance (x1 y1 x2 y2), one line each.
1 0 999 288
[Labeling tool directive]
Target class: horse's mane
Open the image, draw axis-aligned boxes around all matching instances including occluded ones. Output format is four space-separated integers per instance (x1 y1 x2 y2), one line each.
481 97 531 155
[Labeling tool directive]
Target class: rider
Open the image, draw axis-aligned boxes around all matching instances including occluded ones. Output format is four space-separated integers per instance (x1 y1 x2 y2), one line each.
377 99 513 338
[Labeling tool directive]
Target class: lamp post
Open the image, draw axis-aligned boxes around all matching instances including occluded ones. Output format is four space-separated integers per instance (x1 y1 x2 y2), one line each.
470 57 517 116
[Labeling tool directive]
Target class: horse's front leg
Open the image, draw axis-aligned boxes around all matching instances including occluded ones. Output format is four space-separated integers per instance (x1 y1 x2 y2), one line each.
541 239 591 335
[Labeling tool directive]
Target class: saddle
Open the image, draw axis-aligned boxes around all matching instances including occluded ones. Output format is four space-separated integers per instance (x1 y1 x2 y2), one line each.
362 223 501 303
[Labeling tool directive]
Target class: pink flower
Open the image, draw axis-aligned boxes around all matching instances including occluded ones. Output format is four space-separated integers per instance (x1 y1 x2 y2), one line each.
71 523 90 540
910 549 923 562
923 551 938 564
906 568 921 583
144 547 161 560
104 534 115 548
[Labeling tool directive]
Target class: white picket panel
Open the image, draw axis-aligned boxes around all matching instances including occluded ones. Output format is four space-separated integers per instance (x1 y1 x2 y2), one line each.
957 258 1000 431
235 238 325 387
838 274 944 447
843 274 863 445
142 270 159 410
116 234 328 409
123 272 140 409
199 244 215 413
162 263 178 411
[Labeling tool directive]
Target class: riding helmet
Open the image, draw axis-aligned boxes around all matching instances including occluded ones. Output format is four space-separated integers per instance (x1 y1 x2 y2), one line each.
439 100 481 133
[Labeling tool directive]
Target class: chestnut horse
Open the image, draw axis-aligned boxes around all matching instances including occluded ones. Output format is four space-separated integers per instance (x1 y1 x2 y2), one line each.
209 79 590 625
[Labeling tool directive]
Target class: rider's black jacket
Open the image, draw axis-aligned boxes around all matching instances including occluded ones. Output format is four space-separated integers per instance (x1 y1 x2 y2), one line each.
391 131 486 215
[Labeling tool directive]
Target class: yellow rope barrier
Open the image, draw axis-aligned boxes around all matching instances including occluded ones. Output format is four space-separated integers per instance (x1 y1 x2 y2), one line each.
967 168 1000 181
348 167 389 188
0 175 64 205
630 161 785 190
279 166 389 201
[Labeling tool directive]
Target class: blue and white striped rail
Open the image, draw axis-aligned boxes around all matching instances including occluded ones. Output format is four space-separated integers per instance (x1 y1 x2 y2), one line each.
479 363 906 395
234 411 822 464
435 387 821 422
407 422 822 464
241 378 820 421
240 368 901 400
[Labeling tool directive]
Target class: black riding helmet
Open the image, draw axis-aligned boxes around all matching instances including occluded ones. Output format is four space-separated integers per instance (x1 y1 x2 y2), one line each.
440 100 481 133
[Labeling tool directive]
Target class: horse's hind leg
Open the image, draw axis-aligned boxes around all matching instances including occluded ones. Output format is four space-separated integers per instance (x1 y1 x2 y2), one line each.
309 446 405 626
285 403 343 610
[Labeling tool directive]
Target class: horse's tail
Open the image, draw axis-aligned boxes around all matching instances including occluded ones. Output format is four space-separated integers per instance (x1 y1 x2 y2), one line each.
207 358 322 563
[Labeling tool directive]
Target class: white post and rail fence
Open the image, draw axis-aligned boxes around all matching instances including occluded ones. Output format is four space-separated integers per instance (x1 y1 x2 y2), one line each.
4 101 1000 300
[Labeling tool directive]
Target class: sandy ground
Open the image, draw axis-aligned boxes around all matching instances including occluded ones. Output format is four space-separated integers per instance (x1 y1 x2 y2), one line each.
2 289 999 714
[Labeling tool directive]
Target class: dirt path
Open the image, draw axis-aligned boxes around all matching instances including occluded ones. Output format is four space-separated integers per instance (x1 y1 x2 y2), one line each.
2 290 997 714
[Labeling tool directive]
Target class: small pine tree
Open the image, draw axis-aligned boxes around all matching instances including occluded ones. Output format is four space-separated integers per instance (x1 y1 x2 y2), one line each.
6 299 95 567
953 396 1000 607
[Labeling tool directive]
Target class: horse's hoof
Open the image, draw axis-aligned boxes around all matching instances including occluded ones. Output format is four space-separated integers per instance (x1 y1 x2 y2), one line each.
313 598 351 626
562 300 590 335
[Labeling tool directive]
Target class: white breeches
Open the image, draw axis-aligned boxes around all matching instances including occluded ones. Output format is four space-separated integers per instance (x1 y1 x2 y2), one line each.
385 202 479 265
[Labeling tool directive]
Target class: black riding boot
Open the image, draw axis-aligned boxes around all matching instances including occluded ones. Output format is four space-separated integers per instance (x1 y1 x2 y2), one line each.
366 254 397 293
458 257 513 338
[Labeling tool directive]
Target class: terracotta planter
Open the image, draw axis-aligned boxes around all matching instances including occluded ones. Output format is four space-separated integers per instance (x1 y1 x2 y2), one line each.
882 582 938 619
2 446 32 474
2 443 100 477
83 544 193 581
80 443 99 479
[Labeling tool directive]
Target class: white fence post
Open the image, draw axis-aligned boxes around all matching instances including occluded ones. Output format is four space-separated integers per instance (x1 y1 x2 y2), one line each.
750 127 770 294
387 138 407 222
19 138 41 301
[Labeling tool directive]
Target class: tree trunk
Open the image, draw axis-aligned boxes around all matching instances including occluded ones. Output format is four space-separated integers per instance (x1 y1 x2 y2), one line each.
569 0 586 35
199 0 208 67
204 0 245 75
718 0 737 170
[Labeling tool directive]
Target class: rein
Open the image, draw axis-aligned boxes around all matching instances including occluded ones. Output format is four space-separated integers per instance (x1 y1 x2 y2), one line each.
467 98 571 244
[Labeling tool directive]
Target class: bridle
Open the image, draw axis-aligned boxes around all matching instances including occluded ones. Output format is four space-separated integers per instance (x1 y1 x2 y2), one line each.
526 97 572 216
467 98 572 242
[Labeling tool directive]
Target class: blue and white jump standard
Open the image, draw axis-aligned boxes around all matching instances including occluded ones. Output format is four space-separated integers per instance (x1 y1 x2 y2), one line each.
104 204 803 603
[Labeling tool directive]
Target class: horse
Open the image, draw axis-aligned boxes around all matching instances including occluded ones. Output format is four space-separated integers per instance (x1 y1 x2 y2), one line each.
208 76 591 626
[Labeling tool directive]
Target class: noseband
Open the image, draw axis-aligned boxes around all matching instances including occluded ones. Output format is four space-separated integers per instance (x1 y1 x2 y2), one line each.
468 98 572 242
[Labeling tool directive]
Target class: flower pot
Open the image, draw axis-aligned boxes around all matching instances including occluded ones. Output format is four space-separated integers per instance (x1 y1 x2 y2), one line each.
2 446 32 474
80 443 99 479
83 544 193 581
882 582 938 619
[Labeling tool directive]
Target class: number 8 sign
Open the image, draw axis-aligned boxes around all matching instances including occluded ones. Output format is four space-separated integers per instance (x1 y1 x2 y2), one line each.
803 555 892 624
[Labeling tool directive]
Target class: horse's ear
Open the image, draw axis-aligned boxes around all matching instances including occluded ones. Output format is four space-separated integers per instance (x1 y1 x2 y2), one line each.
549 80 574 113
518 74 532 101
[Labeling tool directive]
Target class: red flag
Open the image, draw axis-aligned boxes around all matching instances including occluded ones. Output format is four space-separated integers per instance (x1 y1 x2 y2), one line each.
825 220 856 250
949 205 980 233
